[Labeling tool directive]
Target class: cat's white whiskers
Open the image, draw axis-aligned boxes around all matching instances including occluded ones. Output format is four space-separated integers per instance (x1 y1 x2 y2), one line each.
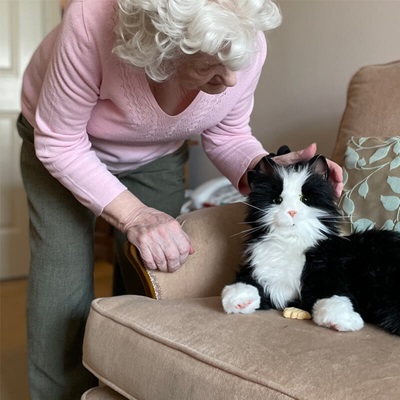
229 225 265 239
240 200 268 215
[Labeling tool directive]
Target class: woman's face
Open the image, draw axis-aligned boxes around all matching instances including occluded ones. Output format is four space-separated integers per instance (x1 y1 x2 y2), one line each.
174 53 237 95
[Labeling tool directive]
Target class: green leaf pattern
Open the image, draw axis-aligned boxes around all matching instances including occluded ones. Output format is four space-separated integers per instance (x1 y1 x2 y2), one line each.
390 157 400 170
387 176 400 193
338 136 400 233
380 195 400 211
353 218 375 232
369 146 390 164
357 181 369 199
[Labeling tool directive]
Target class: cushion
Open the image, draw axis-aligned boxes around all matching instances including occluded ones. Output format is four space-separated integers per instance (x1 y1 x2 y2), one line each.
83 296 400 400
339 136 400 234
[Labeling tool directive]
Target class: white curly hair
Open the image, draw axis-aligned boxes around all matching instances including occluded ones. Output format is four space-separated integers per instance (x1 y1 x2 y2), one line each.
113 0 282 82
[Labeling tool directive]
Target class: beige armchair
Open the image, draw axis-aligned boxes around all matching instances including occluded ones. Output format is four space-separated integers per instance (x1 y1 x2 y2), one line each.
81 61 400 400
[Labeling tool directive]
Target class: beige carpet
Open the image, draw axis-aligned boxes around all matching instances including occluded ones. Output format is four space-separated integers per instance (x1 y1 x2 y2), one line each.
0 261 113 400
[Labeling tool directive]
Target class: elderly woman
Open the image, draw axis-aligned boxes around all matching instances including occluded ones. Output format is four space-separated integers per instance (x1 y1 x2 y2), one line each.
18 0 342 398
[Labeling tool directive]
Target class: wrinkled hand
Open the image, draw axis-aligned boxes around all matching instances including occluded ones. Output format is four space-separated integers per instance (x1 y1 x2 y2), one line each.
125 206 193 272
101 191 193 272
273 143 344 198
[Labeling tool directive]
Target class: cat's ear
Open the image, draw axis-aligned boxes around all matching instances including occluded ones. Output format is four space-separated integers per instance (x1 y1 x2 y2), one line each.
254 156 277 176
309 155 330 180
248 156 276 189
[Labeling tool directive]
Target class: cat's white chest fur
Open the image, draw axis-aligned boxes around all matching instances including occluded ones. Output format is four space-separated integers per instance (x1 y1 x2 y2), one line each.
222 164 333 315
248 232 311 309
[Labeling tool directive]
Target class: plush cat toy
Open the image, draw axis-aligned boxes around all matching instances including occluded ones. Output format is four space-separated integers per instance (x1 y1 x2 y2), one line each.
222 151 400 335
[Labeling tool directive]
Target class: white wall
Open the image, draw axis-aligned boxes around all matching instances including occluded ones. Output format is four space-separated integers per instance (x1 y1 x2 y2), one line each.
189 0 400 188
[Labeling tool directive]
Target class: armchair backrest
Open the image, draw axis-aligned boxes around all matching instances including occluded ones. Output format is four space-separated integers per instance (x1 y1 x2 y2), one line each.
332 60 400 165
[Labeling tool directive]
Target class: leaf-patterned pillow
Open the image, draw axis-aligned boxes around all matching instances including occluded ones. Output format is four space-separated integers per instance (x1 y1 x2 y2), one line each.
338 136 400 234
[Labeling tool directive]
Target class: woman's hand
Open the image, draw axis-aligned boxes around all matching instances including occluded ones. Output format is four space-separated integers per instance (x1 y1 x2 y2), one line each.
102 191 193 272
272 143 343 197
124 205 194 272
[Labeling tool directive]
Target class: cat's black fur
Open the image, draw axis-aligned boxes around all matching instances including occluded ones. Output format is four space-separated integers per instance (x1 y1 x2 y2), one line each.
233 152 400 335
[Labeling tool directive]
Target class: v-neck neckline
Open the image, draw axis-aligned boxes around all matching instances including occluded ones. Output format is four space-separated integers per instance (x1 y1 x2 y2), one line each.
142 75 205 118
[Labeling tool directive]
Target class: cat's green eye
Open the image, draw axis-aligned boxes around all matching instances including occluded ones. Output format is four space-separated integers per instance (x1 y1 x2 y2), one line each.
300 195 309 204
273 196 283 205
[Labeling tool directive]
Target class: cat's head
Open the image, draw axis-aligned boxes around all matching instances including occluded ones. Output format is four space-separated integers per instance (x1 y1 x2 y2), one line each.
246 155 340 237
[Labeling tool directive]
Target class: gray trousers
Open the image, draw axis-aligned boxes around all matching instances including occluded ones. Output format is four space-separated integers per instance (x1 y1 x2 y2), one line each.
17 114 188 400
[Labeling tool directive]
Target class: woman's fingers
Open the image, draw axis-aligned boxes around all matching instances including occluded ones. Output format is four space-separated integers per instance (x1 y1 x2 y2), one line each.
273 143 317 166
326 159 344 197
126 208 193 272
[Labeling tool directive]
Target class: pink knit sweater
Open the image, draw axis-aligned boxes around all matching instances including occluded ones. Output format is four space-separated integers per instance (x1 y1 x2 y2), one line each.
21 0 268 215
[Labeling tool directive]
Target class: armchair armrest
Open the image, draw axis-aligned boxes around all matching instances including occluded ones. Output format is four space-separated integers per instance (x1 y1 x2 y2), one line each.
125 202 248 300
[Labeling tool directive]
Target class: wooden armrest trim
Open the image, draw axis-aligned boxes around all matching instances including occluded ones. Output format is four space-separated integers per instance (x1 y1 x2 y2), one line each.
124 242 158 299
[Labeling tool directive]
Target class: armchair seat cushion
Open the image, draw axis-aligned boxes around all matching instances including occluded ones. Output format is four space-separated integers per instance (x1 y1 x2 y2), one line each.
83 296 400 400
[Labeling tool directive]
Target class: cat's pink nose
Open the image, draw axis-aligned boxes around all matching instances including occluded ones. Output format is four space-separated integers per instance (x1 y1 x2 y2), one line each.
288 210 297 218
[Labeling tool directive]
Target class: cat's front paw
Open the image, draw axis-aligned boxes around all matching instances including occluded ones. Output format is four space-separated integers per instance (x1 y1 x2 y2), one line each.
312 295 364 332
221 283 261 314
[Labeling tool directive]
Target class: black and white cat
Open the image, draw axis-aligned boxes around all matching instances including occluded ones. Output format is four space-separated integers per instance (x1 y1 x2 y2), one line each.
222 154 400 335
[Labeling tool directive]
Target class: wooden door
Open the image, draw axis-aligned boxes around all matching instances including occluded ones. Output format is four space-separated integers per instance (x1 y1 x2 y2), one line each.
0 0 61 279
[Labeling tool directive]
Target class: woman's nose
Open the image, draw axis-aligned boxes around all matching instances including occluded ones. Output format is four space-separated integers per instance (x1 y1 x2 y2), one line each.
221 67 237 87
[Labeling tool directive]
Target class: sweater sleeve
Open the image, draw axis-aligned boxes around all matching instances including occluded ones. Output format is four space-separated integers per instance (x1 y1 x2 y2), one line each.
34 0 127 216
201 32 268 189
